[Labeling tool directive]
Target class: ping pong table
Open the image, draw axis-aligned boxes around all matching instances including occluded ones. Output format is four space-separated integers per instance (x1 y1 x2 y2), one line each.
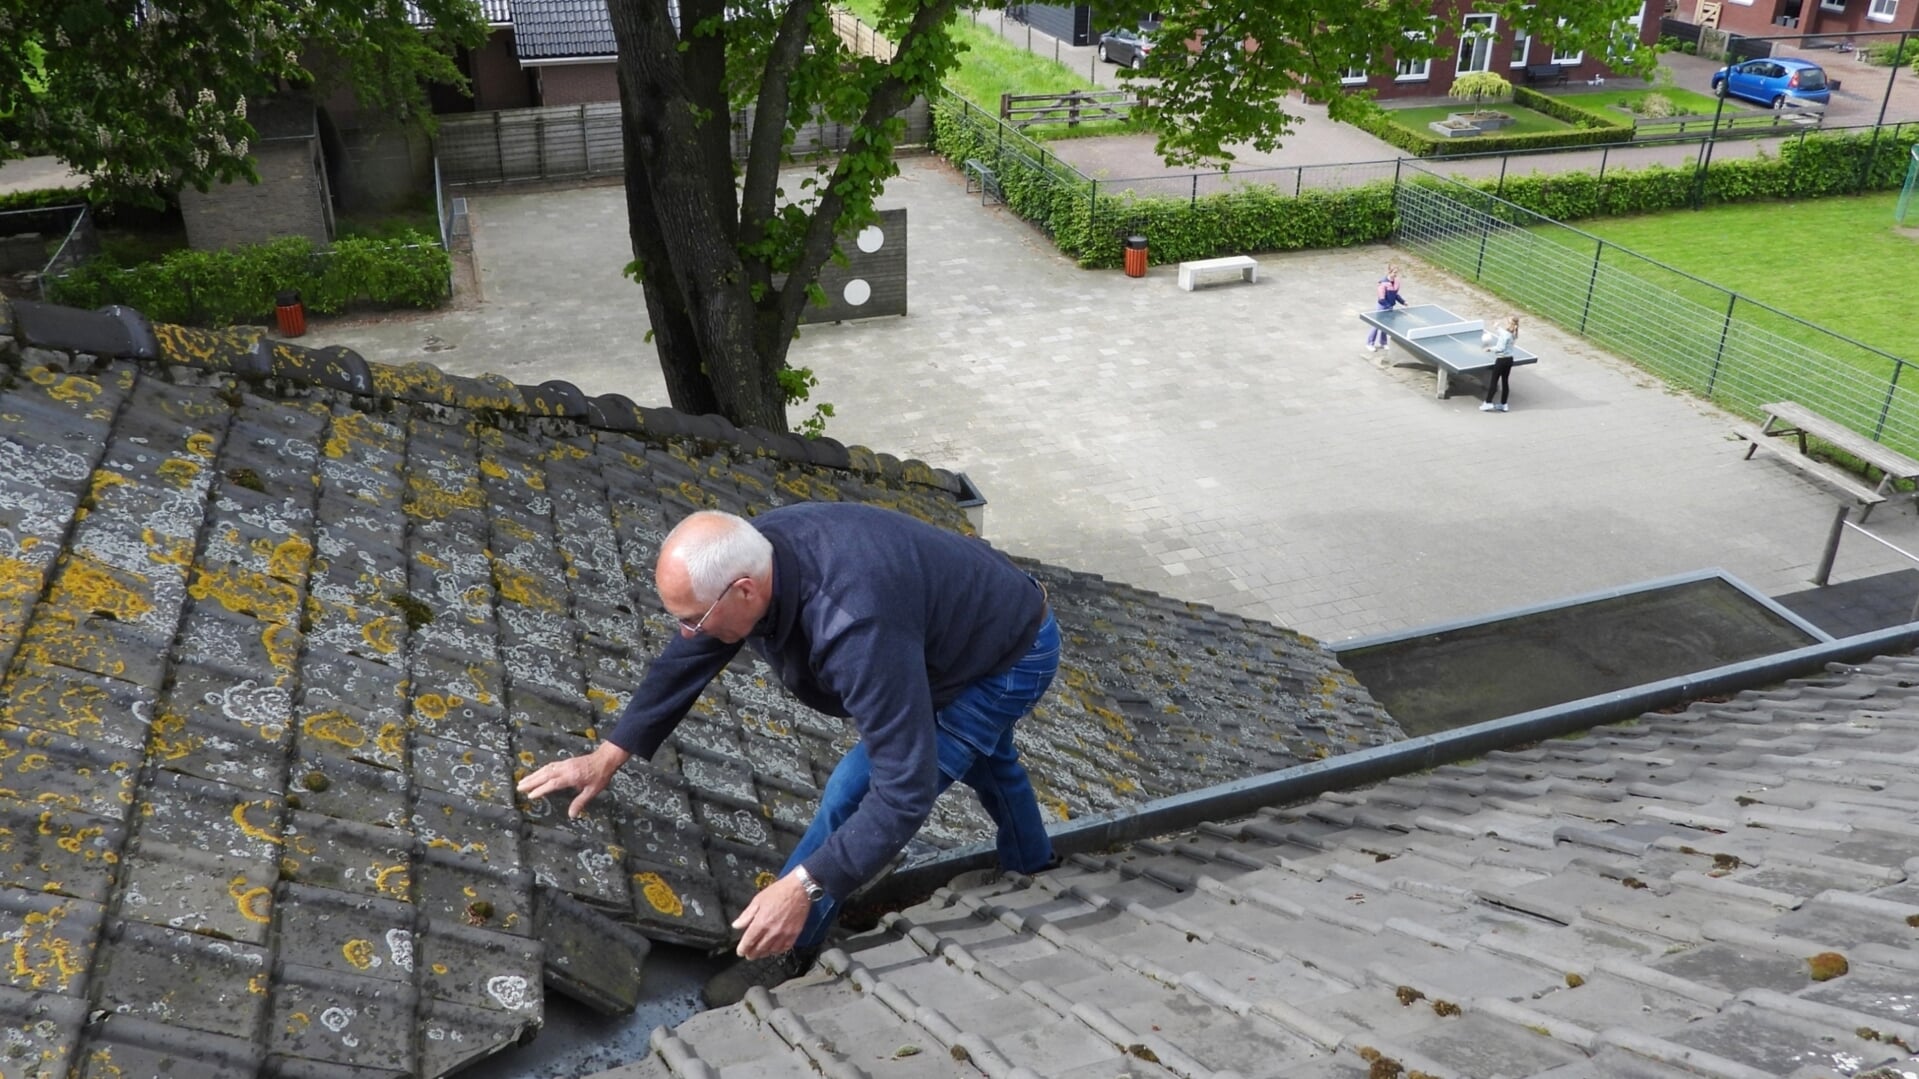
1359 303 1538 399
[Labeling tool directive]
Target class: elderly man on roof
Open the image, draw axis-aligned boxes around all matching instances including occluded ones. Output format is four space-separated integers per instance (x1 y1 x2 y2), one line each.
517 502 1061 1005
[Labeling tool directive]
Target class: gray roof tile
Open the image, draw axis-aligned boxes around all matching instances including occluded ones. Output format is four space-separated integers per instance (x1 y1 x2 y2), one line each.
632 654 1919 1078
510 0 615 60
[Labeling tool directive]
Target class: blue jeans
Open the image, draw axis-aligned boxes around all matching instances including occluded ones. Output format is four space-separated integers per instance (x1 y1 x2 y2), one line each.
783 611 1060 951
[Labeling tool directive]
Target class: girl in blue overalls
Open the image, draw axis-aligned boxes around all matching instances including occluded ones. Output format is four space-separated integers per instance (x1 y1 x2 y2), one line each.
1366 263 1406 351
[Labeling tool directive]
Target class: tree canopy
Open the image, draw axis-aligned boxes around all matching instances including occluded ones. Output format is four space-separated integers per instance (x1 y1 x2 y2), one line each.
0 1 488 198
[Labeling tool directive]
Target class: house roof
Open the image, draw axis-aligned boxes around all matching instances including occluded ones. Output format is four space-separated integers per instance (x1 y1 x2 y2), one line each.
625 656 1919 1079
510 0 617 62
0 295 1398 1077
406 0 513 27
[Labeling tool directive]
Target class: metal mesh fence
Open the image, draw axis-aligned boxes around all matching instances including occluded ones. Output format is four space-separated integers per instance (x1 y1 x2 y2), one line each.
1393 165 1919 458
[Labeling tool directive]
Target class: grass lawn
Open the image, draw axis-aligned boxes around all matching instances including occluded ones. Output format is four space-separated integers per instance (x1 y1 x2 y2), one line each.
1564 193 1916 361
1545 86 1734 118
1383 103 1574 136
1404 190 1919 459
838 4 1134 138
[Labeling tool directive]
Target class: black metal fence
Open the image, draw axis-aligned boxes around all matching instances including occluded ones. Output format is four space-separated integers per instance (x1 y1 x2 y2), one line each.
1393 163 1919 458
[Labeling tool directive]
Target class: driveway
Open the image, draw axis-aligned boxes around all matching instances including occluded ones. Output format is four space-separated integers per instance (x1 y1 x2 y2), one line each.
298 158 1919 643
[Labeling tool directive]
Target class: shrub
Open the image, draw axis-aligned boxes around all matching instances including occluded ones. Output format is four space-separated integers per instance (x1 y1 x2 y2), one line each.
1637 93 1678 119
47 231 450 325
1864 39 1919 67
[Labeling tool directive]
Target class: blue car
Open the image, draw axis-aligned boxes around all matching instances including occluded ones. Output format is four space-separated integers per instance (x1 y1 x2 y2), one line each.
1711 57 1832 108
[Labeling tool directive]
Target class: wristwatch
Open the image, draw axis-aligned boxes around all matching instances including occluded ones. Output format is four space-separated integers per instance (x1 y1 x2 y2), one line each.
792 865 827 904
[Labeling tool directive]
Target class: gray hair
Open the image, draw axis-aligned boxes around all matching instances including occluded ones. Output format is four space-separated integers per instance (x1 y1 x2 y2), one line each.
668 511 773 601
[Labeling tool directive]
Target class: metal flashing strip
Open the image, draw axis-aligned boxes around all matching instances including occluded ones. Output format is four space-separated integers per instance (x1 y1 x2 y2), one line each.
869 618 1919 905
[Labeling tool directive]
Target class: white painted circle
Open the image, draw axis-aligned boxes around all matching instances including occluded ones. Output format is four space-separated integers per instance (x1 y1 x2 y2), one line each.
855 226 884 253
843 279 872 306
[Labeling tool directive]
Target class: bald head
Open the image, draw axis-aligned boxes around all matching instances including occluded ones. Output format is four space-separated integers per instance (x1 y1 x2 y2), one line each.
656 512 775 637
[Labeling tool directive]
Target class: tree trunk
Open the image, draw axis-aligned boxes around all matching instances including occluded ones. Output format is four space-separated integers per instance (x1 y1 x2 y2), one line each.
609 0 790 433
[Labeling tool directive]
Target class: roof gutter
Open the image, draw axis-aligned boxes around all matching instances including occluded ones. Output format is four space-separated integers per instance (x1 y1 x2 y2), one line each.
863 619 1919 906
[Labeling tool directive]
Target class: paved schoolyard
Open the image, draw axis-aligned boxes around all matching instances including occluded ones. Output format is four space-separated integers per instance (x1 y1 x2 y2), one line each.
300 156 1917 643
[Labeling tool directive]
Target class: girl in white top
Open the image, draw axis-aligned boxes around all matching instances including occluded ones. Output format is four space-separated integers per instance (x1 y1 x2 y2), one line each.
1480 316 1521 412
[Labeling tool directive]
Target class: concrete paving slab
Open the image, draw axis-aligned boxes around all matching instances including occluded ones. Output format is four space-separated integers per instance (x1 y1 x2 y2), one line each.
297 156 1918 644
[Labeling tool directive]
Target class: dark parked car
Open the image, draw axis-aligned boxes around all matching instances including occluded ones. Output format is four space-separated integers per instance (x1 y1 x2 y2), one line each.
1097 27 1152 68
1711 58 1831 108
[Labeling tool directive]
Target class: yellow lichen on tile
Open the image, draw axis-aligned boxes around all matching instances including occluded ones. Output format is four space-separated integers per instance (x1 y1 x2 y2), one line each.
154 323 262 369
404 474 485 521
228 875 273 924
50 557 153 625
264 535 314 581
142 529 193 568
303 709 367 751
342 938 377 970
633 871 685 916
188 564 300 625
359 614 401 656
147 706 195 761
373 862 409 898
495 564 563 614
8 904 87 991
156 456 202 489
26 365 102 406
262 622 301 675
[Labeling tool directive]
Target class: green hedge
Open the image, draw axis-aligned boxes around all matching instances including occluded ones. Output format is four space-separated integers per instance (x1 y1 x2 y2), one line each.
929 94 1094 250
1479 126 1919 221
1344 90 1633 158
0 187 92 214
48 231 451 326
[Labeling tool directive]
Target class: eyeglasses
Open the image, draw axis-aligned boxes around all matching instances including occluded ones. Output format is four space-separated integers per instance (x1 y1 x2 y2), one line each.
677 578 744 636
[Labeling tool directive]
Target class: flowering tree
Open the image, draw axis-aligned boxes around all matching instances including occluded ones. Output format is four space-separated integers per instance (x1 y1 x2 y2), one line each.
0 1 487 200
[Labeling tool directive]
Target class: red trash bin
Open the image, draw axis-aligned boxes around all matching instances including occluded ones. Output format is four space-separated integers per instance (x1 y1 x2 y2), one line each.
274 289 307 337
1123 234 1148 278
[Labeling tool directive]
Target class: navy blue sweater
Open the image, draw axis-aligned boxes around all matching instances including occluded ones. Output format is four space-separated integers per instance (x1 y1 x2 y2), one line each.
608 503 1047 899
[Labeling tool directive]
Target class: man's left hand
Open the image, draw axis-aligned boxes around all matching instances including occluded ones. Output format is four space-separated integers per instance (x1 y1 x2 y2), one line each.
731 873 812 959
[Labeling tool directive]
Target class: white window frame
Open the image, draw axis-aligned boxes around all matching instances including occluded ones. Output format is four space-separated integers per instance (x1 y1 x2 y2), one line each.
1396 32 1432 80
1728 0 1753 6
1820 0 1846 12
1868 0 1897 20
1551 19 1584 64
1511 24 1532 66
1340 63 1369 85
1457 13 1498 75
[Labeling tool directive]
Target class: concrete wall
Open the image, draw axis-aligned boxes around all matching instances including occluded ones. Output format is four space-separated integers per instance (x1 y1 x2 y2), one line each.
181 138 332 251
535 63 620 106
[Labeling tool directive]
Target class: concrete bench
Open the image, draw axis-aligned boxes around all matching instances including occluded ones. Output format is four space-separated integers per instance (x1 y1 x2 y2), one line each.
1177 255 1258 291
1741 399 1919 520
963 158 1002 206
1523 63 1567 86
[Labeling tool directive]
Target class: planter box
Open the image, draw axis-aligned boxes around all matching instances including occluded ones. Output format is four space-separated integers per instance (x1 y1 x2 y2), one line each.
1428 121 1481 138
1448 111 1515 130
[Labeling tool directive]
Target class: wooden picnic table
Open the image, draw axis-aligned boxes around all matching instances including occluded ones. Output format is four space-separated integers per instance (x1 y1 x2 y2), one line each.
1740 400 1919 521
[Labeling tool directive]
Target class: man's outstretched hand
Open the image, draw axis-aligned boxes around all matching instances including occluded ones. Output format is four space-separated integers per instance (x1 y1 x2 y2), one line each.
731 873 811 959
516 741 632 818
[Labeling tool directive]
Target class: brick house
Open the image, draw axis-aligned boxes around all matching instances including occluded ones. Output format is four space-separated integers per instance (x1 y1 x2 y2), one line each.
439 0 620 111
1341 1 1660 100
178 99 336 251
1689 0 1919 36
